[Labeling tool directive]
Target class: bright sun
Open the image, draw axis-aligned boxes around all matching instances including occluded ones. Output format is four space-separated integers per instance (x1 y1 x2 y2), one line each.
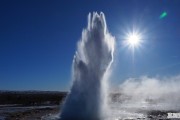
126 32 142 48
128 34 140 46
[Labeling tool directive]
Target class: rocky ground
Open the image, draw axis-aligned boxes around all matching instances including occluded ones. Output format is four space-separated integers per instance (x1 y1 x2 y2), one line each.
0 105 60 120
2 106 180 120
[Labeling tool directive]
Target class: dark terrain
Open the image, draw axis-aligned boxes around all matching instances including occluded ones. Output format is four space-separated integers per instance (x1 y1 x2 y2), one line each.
0 90 67 106
1 91 180 120
0 91 67 120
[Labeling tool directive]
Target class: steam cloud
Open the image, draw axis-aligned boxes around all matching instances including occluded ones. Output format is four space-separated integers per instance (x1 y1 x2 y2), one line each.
107 75 180 119
60 12 115 120
119 75 180 110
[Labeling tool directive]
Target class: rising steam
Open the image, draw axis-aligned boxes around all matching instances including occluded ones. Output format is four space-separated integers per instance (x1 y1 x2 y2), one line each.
109 75 180 119
119 75 180 110
60 12 115 120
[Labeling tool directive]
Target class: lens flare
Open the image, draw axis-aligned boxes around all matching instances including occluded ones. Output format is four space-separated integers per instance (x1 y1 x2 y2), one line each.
160 11 167 19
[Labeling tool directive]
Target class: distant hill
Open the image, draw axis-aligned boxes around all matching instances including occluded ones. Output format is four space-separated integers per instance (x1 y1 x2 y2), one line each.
0 90 67 106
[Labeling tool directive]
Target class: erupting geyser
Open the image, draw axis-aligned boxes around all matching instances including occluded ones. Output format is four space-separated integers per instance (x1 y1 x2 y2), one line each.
60 12 115 120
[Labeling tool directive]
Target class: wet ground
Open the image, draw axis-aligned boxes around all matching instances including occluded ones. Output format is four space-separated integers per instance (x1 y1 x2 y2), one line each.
0 105 59 120
1 104 180 120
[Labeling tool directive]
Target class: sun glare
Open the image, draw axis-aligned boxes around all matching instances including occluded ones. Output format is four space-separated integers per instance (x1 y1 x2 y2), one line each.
128 34 140 46
125 31 142 48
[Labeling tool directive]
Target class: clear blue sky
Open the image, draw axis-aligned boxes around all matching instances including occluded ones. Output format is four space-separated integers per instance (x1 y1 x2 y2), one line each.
0 0 180 91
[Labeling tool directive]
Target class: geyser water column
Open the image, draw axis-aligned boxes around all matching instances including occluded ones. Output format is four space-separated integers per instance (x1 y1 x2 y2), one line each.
60 12 115 120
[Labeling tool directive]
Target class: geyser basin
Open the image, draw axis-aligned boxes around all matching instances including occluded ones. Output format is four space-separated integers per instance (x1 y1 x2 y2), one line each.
60 12 115 120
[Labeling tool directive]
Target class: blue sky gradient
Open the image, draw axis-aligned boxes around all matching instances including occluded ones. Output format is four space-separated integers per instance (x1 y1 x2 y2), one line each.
0 0 180 91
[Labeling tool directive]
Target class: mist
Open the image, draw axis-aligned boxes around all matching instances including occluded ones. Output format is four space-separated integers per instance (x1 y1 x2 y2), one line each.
114 75 180 111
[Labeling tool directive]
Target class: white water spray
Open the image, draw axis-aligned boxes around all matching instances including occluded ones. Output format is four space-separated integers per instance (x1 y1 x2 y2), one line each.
60 12 115 120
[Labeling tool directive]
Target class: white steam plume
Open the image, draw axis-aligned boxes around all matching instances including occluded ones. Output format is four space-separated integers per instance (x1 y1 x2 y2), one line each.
117 75 180 111
60 12 115 120
107 75 180 119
